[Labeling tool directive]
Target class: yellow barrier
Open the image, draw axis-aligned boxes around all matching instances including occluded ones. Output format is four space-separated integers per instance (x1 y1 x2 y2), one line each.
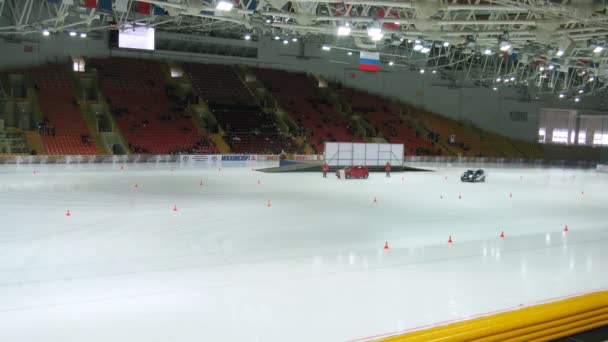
378 291 608 342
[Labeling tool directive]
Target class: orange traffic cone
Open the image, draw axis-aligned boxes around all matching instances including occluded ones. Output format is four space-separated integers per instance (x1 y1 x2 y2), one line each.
373 197 378 203
448 235 453 244
133 183 139 189
65 209 71 217
564 225 569 233
173 204 178 212
200 180 204 186
267 200 272 208
500 231 505 238
384 241 390 250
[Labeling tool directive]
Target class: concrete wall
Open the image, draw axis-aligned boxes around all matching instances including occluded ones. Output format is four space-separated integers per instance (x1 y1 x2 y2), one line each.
0 34 109 69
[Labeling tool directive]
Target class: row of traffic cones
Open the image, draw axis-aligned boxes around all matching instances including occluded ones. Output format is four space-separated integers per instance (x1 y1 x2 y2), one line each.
382 225 570 249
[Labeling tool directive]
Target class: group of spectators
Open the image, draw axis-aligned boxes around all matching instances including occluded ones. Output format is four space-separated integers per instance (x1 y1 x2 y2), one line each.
36 118 56 137
169 138 216 155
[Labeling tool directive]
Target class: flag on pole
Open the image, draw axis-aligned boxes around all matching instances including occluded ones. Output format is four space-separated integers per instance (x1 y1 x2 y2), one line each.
84 0 96 8
359 51 380 72
99 0 112 10
137 1 151 14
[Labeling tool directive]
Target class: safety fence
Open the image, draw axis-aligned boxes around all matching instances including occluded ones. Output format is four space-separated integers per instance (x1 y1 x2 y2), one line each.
0 153 600 169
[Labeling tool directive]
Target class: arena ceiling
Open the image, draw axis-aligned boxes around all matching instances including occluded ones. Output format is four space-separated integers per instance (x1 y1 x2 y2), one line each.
1 0 608 99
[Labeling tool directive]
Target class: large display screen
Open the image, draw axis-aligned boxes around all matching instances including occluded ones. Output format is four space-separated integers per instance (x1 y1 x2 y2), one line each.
118 26 155 50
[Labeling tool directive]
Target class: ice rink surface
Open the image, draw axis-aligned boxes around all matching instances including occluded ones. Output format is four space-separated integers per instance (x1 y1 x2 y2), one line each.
0 161 607 342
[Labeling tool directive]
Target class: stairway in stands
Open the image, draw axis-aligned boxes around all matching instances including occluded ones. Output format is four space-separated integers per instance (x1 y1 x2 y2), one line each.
183 63 299 154
253 68 362 154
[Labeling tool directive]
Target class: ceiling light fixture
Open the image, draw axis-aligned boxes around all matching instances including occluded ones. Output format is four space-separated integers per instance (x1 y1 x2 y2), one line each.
337 26 351 36
216 1 233 11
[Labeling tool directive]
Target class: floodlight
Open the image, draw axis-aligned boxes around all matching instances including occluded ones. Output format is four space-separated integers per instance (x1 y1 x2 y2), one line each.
216 1 233 11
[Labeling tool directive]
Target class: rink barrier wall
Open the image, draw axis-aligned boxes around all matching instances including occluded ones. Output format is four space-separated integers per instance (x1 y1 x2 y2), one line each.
0 154 599 168
0 154 281 165
374 290 608 342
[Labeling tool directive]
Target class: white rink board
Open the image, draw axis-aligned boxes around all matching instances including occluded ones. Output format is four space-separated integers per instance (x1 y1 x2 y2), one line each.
325 142 403 166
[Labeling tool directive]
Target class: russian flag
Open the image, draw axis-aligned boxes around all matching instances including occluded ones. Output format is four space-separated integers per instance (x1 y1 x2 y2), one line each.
359 51 380 72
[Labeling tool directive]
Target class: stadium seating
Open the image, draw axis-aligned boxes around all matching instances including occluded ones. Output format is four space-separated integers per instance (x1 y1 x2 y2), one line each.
183 64 298 153
31 64 98 155
183 63 257 107
254 68 362 153
90 58 217 154
414 110 499 157
339 88 441 156
0 128 28 154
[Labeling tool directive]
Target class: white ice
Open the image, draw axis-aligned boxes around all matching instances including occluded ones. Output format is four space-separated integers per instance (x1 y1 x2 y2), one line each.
0 162 607 342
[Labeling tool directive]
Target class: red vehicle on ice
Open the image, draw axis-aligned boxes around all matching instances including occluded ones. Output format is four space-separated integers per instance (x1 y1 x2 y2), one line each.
336 165 369 179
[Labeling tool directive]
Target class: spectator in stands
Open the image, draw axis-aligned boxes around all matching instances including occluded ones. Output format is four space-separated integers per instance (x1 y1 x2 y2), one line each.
322 163 329 178
385 162 391 177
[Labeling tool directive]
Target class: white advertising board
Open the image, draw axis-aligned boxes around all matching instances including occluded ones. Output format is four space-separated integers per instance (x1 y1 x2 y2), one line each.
324 142 403 166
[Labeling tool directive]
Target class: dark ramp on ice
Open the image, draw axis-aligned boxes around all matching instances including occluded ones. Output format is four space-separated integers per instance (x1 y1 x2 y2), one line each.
257 160 432 173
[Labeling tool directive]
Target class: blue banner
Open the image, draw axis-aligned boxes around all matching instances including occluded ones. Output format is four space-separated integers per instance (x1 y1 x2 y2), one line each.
222 155 250 161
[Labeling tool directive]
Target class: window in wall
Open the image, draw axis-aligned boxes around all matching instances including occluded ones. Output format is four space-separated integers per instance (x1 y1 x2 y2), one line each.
510 111 528 121
552 129 569 144
538 128 546 143
578 131 587 145
72 58 85 72
593 132 608 145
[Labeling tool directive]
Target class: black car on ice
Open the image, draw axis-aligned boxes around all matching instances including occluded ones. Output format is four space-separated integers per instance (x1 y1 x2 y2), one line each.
461 169 486 182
